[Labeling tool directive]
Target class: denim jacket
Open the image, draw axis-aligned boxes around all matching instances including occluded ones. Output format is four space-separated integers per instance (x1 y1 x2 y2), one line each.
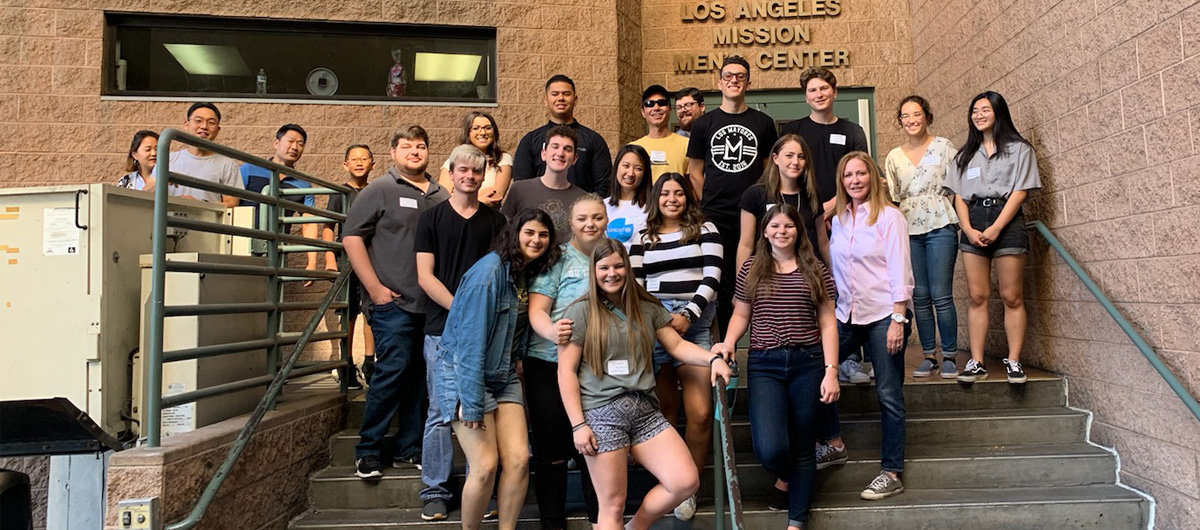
437 252 524 422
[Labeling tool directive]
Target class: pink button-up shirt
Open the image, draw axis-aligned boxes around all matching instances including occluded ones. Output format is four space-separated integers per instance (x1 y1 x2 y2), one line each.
830 203 914 325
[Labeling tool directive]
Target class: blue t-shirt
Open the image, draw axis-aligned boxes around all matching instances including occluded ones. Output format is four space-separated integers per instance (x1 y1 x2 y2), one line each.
527 243 591 362
239 163 316 207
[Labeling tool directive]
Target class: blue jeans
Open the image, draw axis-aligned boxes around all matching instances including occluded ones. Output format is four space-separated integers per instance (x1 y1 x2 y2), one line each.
747 344 824 527
652 298 716 367
420 334 452 501
910 225 959 355
355 301 426 461
824 314 911 472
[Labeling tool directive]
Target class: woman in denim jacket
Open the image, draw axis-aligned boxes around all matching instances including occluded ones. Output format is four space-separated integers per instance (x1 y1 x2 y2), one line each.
437 208 561 530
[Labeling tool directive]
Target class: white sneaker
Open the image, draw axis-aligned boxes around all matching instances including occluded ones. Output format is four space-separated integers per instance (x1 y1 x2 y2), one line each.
673 495 697 520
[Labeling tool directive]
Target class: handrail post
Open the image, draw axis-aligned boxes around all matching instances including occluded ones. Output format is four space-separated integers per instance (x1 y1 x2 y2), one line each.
713 385 726 530
264 168 282 409
144 130 179 447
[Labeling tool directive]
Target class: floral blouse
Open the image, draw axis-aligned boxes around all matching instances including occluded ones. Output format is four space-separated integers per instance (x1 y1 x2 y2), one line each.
884 136 960 235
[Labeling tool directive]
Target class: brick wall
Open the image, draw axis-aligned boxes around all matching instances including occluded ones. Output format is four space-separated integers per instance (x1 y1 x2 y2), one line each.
911 0 1200 528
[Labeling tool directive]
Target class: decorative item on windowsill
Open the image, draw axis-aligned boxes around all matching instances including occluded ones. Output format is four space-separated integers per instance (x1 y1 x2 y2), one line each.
386 48 406 98
306 67 338 96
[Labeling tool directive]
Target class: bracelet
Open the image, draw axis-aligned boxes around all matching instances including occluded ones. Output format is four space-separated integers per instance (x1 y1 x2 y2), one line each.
709 355 724 366
571 421 588 432
825 364 838 371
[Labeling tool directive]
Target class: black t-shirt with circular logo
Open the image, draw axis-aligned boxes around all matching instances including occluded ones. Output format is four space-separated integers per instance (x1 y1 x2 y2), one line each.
686 107 779 226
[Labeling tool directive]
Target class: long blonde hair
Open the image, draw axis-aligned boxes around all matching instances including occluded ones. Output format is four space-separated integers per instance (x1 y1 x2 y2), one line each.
834 151 894 226
578 239 660 377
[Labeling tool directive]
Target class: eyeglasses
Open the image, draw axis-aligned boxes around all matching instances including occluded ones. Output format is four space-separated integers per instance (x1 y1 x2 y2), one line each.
346 157 372 163
676 101 699 112
970 108 994 116
189 117 219 127
643 99 670 108
470 125 494 132
720 72 748 82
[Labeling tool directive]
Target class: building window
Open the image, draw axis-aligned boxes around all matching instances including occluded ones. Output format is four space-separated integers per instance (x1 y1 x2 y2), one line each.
104 13 497 103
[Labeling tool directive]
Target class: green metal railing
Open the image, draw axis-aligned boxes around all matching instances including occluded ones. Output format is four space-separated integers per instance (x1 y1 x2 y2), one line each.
712 365 744 530
147 129 356 530
1028 221 1200 422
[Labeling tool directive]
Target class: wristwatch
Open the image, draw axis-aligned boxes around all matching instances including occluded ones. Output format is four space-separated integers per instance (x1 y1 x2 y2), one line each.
891 313 909 324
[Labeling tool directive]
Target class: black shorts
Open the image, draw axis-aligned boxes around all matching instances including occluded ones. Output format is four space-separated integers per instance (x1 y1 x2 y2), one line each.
960 200 1028 258
336 272 364 320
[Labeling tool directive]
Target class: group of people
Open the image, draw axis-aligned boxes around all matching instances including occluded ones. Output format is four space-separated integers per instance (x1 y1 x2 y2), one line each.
117 57 1041 530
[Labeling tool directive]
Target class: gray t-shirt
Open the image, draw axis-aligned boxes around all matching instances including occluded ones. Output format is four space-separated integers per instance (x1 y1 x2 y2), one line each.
943 142 1042 201
342 167 450 313
500 178 586 245
565 299 672 410
168 149 244 203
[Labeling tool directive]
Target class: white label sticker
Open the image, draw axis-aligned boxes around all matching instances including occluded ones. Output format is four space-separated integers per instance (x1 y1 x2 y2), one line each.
966 167 981 180
829 133 847 145
919 154 941 166
646 278 661 292
649 150 668 164
607 359 630 376
43 208 81 256
398 197 418 208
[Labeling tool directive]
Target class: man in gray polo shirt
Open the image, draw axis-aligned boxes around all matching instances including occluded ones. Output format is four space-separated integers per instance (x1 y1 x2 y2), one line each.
343 125 450 490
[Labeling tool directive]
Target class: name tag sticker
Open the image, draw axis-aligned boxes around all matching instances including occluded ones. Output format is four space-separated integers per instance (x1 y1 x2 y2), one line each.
650 150 668 164
565 267 585 278
646 278 661 292
966 167 981 180
919 154 941 166
398 197 418 208
829 134 847 145
607 359 630 376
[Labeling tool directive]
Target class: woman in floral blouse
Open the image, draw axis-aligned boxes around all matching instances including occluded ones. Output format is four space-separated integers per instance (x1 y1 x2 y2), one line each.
883 95 959 380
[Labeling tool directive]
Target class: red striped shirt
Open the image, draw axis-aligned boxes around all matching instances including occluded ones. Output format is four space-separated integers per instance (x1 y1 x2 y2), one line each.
734 257 836 350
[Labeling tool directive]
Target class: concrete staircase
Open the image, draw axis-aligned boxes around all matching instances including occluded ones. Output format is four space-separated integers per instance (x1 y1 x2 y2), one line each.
289 375 1150 529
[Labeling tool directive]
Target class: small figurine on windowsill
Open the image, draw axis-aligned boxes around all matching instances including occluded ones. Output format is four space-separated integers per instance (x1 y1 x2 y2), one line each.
386 49 406 98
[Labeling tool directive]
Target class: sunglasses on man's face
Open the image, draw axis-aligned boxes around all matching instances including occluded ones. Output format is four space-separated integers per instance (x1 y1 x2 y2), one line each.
643 99 671 108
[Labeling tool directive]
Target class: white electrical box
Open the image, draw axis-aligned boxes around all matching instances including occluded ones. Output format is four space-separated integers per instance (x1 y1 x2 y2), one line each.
133 252 269 436
0 185 227 440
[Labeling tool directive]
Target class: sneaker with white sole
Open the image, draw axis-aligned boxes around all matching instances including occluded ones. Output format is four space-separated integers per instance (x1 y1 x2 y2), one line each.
956 359 988 383
393 454 422 470
673 495 697 520
860 471 904 500
1003 359 1027 384
940 359 958 379
839 359 870 384
354 455 383 480
912 357 936 377
421 499 448 521
815 443 848 470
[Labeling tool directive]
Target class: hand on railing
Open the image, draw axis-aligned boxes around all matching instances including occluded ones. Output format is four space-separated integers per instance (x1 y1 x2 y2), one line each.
709 354 733 387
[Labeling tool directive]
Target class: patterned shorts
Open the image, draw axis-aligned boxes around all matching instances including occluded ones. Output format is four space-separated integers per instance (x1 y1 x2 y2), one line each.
583 391 671 453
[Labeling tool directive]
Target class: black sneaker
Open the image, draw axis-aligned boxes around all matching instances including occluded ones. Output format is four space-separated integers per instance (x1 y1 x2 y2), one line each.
766 486 788 511
956 359 988 383
354 455 383 480
421 498 449 521
482 495 499 520
393 454 422 470
1003 359 1027 384
345 368 363 390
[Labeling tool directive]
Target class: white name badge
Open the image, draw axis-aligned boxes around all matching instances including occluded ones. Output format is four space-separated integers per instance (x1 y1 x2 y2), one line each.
650 150 668 164
565 267 585 278
646 278 661 292
398 197 419 208
919 154 941 166
965 167 981 180
829 133 847 145
607 359 631 376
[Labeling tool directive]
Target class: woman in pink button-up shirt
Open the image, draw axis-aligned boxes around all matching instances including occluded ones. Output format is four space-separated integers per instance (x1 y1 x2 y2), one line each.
828 151 914 502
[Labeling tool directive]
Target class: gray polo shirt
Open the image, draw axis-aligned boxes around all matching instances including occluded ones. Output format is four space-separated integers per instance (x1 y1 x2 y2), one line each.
343 167 449 313
943 142 1042 201
565 299 672 410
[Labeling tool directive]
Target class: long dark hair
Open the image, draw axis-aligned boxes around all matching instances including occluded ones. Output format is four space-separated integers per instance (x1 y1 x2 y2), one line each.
642 172 706 248
458 111 504 169
757 134 819 213
491 208 561 276
608 144 652 208
954 91 1028 174
126 130 159 172
743 204 828 305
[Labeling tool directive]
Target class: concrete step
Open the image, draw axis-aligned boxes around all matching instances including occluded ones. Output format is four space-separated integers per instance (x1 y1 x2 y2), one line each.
291 485 1147 529
344 378 1066 429
308 442 1114 510
331 407 1088 468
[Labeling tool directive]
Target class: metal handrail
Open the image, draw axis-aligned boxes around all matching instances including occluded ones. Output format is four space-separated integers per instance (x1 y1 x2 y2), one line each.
1027 221 1200 422
146 129 357 530
711 368 744 530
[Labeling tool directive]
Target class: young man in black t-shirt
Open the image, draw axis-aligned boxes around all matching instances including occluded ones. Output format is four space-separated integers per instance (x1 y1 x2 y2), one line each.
414 144 508 521
779 67 869 219
685 55 779 336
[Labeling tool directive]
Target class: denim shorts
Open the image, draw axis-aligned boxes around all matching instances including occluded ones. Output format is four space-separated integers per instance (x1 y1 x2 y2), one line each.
960 201 1028 258
480 368 524 414
652 298 717 367
583 391 671 453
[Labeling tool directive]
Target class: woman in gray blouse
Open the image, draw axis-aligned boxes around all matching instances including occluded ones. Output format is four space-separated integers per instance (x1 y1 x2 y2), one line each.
943 91 1042 385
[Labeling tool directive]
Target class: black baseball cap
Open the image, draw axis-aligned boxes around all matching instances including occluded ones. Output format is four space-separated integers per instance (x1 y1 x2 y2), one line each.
641 85 671 102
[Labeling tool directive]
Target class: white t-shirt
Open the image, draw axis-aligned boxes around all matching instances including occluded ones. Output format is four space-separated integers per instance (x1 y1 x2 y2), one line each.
605 199 648 247
168 149 244 203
